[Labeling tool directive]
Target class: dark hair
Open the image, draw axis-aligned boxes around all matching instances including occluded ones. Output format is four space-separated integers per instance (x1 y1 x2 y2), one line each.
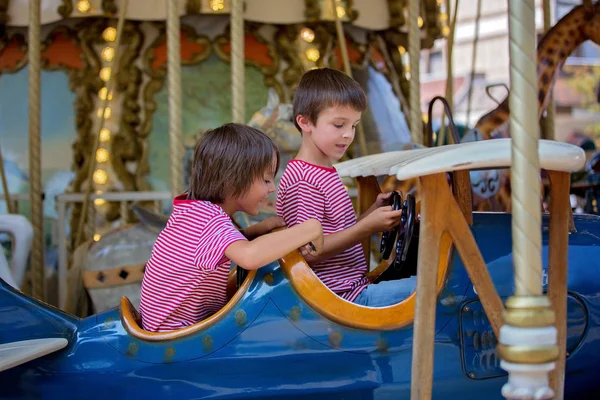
293 68 367 132
187 123 280 203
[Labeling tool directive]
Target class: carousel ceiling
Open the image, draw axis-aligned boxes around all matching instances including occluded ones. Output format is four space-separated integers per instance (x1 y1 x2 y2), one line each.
1 0 444 34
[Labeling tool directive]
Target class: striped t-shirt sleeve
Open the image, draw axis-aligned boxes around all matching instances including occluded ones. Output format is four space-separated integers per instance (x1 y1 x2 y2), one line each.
281 180 326 227
193 214 246 270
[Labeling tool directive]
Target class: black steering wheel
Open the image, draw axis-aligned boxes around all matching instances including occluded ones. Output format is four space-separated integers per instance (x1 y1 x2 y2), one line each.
393 193 416 272
380 191 402 260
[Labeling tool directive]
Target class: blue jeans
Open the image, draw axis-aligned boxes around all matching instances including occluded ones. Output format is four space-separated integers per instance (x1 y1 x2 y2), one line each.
353 277 417 307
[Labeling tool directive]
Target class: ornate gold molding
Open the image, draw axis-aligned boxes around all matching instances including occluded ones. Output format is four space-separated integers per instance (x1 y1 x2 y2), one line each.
186 0 202 14
305 0 321 22
111 21 148 194
0 33 27 74
387 0 406 27
58 0 73 19
0 0 9 36
102 0 117 16
381 30 410 103
275 25 304 96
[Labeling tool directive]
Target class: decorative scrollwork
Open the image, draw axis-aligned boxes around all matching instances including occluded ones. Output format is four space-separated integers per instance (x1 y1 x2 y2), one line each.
102 0 117 16
387 0 406 27
0 0 9 37
186 0 202 14
345 0 359 22
58 0 73 18
0 33 27 74
111 21 148 195
275 25 304 96
305 0 321 22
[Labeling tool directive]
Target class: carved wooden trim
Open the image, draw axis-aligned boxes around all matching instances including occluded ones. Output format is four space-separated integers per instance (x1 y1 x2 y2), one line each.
0 33 27 74
330 32 366 70
111 21 149 194
58 0 73 18
275 25 304 96
83 263 145 289
102 0 117 15
304 0 321 22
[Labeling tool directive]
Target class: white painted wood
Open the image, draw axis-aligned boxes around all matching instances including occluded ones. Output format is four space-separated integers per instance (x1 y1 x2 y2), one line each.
334 139 586 180
0 338 68 372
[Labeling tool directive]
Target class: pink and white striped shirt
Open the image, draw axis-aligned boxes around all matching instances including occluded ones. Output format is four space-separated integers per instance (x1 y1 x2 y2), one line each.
276 160 369 301
140 195 246 332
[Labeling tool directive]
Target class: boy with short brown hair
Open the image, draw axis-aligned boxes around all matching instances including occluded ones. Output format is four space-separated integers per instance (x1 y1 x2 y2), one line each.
276 68 416 306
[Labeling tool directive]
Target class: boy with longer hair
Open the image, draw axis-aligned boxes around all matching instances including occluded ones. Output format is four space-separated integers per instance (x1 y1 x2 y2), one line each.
276 68 416 307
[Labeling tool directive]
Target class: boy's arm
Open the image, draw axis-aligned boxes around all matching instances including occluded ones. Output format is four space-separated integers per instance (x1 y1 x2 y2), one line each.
305 205 401 263
225 219 323 270
241 217 286 240
303 220 371 263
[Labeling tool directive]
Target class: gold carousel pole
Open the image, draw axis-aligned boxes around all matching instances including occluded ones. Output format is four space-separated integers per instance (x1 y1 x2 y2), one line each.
329 0 368 156
74 0 128 248
28 0 44 300
438 0 459 146
168 0 184 194
497 1 558 399
408 0 423 145
231 0 245 123
465 0 482 127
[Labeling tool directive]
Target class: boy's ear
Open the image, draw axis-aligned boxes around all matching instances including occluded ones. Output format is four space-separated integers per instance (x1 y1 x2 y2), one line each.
296 114 312 134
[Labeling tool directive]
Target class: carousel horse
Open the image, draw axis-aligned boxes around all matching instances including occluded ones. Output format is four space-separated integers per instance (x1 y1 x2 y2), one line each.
0 214 33 289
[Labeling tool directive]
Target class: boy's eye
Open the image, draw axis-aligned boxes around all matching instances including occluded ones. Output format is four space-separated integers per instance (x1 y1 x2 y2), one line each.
334 124 343 128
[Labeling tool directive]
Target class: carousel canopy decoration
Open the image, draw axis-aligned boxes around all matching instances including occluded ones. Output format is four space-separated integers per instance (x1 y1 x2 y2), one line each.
1 0 444 35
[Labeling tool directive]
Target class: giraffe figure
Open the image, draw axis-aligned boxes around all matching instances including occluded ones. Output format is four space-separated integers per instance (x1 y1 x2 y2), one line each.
475 1 600 140
383 2 600 213
457 1 600 212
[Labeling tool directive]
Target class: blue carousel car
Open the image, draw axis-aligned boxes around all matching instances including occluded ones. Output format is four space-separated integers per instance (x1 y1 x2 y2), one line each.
1 139 600 399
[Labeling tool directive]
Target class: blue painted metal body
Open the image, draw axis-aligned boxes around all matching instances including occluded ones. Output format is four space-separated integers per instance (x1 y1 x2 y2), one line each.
1 212 600 399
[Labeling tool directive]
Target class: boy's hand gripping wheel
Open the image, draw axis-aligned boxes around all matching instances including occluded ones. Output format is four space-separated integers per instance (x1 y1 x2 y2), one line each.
379 191 417 273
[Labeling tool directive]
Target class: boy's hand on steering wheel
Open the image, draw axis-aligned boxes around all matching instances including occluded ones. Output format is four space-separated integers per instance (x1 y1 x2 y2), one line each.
361 205 403 234
374 191 402 208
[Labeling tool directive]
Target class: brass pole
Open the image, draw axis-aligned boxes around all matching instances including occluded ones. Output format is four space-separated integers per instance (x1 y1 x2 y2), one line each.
408 0 422 144
330 0 369 156
439 0 459 146
231 0 245 124
498 1 558 397
465 0 482 127
28 0 44 300
168 0 184 195
74 0 128 248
